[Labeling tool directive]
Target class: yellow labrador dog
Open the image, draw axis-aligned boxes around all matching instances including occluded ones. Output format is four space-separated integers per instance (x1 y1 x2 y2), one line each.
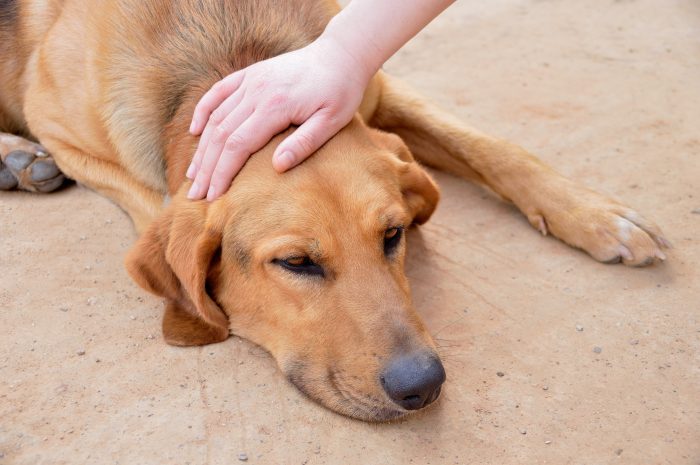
0 0 668 421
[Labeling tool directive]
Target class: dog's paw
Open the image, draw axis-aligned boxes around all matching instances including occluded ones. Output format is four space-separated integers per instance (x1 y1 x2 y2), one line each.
0 133 65 193
526 184 670 267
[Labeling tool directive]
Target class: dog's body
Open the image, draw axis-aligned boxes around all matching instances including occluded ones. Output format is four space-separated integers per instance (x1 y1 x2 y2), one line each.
0 0 668 421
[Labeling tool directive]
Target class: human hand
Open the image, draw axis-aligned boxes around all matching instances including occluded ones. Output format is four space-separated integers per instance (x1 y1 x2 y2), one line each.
186 38 372 201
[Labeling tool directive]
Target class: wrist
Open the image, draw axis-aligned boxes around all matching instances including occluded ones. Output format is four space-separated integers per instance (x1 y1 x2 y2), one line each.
313 15 383 86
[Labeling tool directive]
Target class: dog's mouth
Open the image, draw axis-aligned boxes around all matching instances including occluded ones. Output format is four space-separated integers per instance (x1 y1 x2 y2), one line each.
285 362 408 422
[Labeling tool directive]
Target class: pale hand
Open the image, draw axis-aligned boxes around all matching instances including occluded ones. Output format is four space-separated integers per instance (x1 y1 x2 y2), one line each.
186 38 371 201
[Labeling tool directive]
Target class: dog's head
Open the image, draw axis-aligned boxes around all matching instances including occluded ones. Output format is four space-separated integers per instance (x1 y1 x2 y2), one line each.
126 119 443 421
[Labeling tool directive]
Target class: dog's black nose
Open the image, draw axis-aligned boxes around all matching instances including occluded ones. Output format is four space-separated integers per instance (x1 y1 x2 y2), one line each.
380 352 446 410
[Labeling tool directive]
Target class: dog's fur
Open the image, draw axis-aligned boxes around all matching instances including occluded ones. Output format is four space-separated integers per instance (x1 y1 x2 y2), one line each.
0 0 668 421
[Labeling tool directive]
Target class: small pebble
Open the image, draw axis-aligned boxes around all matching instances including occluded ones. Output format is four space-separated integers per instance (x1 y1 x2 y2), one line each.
496 371 505 377
691 208 700 214
519 429 527 435
77 350 86 356
593 346 602 354
86 297 97 306
575 324 584 332
544 440 552 445
238 452 248 461
129 315 136 320
542 385 549 391
146 334 155 340
59 306 69 312
629 339 639 345
615 448 623 456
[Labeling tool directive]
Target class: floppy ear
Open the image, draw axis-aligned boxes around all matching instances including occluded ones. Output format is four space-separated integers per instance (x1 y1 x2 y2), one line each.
400 160 440 225
125 202 229 346
373 129 441 225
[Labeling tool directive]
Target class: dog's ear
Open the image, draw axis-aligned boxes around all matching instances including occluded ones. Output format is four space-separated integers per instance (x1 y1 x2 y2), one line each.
399 159 440 225
373 130 440 225
125 202 229 346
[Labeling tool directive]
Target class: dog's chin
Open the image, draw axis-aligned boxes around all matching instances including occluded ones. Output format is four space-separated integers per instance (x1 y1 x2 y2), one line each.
328 396 408 422
284 362 408 422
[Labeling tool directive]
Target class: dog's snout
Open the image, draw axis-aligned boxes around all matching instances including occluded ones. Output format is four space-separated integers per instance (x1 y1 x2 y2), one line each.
380 352 445 411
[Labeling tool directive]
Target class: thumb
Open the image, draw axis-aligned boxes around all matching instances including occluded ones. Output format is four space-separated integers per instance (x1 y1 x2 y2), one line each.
272 110 345 172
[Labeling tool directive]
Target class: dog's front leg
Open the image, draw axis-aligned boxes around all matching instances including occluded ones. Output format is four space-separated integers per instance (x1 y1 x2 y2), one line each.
368 73 669 266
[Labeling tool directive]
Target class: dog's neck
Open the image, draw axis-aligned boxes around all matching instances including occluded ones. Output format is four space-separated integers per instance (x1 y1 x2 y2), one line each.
161 89 207 196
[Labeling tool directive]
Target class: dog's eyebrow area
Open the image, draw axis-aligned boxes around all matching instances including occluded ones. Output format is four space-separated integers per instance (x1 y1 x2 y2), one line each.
376 208 410 232
256 235 327 262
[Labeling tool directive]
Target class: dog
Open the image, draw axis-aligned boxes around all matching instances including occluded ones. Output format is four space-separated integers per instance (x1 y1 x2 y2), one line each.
0 0 669 421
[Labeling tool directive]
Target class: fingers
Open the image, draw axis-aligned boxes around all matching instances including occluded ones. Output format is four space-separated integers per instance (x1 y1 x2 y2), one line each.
272 110 343 172
187 89 246 179
205 114 288 201
186 120 216 179
189 71 245 135
188 104 255 199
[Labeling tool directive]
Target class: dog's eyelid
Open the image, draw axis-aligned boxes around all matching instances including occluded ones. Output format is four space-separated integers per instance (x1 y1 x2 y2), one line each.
285 255 306 266
272 256 325 278
386 224 405 232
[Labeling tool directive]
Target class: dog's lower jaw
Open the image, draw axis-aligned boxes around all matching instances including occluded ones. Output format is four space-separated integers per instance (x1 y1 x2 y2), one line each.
283 362 408 422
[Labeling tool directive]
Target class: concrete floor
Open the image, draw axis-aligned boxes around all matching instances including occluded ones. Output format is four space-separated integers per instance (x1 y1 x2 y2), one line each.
1 0 699 464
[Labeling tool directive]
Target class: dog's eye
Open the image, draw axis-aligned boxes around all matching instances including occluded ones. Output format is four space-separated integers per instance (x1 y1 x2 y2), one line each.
384 226 404 256
273 256 324 277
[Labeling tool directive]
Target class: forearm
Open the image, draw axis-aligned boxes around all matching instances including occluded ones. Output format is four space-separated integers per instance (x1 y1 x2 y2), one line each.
319 0 455 81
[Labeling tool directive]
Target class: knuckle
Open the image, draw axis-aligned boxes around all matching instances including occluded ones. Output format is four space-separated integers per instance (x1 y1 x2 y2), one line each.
224 133 247 153
267 93 288 107
210 108 226 124
294 132 316 154
253 80 267 93
324 113 341 128
213 125 230 143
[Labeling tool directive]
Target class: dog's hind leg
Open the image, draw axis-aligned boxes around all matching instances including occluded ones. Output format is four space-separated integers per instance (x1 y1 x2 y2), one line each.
0 132 66 192
368 72 669 267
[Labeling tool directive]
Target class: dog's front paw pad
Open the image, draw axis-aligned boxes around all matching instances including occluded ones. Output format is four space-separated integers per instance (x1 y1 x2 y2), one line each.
0 161 18 190
1 148 65 193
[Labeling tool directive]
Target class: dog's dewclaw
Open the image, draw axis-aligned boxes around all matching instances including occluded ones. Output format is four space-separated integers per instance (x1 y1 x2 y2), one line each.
0 133 66 193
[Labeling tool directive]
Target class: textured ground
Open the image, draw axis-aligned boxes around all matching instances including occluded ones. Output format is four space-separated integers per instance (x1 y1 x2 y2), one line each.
1 0 699 464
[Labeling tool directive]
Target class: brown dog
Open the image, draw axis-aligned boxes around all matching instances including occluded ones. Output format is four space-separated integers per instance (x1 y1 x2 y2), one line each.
0 0 669 421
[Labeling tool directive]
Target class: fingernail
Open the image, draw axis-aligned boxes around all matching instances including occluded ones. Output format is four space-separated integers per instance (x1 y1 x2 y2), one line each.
187 181 200 199
275 151 295 171
186 163 196 179
206 185 217 201
189 118 198 134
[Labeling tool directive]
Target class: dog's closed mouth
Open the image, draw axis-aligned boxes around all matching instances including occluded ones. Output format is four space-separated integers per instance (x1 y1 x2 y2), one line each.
282 359 444 422
328 368 407 422
283 360 404 421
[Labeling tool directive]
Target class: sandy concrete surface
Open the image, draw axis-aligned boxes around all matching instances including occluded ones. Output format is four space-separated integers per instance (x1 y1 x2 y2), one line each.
2 0 699 464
